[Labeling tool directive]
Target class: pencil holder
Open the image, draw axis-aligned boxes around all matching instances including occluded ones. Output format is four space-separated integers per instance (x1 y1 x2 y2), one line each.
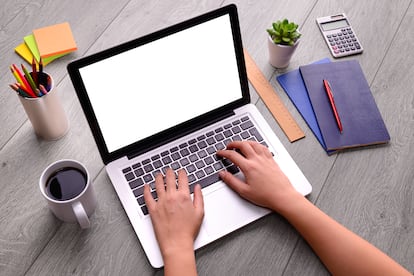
18 72 69 140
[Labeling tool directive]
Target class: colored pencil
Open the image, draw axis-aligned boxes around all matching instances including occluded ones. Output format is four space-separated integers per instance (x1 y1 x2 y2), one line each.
10 84 30 98
21 64 39 96
12 64 35 96
10 66 25 88
39 84 48 95
16 83 35 98
31 58 38 88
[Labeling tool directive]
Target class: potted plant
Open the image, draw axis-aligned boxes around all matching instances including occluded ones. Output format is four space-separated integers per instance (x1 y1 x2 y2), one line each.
267 19 301 68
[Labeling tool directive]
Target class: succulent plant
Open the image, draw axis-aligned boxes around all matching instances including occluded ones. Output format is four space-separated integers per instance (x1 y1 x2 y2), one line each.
267 19 301 46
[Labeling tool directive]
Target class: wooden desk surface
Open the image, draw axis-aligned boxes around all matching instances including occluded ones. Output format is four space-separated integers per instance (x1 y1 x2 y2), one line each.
1 1 413 275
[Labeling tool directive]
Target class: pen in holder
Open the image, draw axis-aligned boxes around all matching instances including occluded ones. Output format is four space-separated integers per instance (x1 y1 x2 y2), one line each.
17 71 69 140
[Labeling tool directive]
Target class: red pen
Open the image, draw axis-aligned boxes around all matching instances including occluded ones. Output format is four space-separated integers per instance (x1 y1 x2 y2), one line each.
323 79 343 133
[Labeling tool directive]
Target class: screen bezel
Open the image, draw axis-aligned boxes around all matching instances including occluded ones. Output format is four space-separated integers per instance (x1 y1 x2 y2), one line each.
67 4 250 164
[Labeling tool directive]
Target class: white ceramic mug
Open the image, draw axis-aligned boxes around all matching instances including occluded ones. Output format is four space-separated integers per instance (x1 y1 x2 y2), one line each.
39 159 97 228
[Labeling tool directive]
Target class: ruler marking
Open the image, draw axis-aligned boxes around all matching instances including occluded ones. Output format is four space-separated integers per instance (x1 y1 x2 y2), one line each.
244 49 305 142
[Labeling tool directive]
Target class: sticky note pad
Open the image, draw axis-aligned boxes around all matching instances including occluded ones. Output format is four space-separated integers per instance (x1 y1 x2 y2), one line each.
23 35 67 64
33 22 77 58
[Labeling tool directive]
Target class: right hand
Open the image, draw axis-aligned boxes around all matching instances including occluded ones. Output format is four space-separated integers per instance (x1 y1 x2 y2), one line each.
217 141 303 213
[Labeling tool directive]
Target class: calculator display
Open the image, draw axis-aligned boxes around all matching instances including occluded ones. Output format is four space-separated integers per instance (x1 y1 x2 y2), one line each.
321 19 349 31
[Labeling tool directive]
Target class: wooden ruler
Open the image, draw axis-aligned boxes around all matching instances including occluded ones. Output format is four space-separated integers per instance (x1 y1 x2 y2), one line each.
244 49 305 142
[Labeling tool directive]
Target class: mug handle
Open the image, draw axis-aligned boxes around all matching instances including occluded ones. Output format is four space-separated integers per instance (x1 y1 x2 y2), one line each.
72 201 91 229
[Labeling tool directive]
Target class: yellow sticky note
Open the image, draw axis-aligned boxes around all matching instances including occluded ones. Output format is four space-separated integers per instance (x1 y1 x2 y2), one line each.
14 43 34 64
15 41 65 66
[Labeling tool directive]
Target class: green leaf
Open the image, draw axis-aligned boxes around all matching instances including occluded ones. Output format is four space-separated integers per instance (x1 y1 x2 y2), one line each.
282 37 291 43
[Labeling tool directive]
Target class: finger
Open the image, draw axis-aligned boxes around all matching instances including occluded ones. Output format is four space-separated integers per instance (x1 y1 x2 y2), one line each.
154 172 165 198
217 148 247 170
225 141 256 158
177 169 190 193
248 140 272 157
219 170 249 197
143 184 156 211
192 184 205 218
165 168 177 193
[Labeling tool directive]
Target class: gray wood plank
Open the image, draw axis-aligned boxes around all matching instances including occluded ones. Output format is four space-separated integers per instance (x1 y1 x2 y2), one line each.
0 76 104 276
24 170 154 276
0 0 131 149
284 0 414 275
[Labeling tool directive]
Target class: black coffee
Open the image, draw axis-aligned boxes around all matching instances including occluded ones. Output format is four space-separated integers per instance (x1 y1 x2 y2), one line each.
46 167 87 201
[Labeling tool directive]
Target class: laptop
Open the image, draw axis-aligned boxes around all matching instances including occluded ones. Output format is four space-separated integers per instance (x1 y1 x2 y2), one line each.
67 4 312 268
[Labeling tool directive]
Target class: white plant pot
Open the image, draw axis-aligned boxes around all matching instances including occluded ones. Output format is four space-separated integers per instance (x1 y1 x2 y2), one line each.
267 36 300 68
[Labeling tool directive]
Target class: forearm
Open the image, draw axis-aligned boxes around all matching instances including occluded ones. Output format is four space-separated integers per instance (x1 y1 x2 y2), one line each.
278 195 411 276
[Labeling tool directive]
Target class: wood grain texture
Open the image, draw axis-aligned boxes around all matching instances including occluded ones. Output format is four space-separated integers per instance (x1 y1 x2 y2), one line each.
0 0 413 275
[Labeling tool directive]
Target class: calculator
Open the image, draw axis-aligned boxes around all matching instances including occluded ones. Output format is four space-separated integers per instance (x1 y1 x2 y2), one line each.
316 13 363 58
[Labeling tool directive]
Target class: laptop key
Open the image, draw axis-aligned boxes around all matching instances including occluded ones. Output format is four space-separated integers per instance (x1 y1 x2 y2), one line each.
137 196 146 205
144 164 154 173
249 127 264 142
171 152 181 161
213 162 224 171
134 168 144 177
133 185 145 197
226 165 240 174
197 172 221 188
141 205 149 215
124 172 135 181
162 156 173 164
129 178 144 189
204 166 214 175
206 131 214 137
153 160 163 169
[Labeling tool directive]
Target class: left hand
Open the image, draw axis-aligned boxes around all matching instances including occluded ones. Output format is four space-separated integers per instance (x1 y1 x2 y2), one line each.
144 168 204 258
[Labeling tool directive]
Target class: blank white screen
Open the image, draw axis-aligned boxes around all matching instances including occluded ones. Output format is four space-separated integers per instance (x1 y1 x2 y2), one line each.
79 14 242 153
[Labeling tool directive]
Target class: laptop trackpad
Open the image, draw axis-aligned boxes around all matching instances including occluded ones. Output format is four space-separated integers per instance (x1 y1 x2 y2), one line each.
202 185 270 238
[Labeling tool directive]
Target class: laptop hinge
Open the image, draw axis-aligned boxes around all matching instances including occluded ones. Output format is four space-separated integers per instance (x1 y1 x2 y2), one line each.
127 110 235 160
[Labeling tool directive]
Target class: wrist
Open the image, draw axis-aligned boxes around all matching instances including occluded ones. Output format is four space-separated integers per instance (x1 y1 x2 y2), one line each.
161 240 195 260
270 190 308 217
162 242 197 276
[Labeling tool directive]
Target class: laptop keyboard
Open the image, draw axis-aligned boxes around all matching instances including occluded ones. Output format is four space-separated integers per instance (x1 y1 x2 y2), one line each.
121 115 269 215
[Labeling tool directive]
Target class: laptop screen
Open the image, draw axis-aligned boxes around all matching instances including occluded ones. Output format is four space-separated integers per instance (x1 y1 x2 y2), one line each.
78 14 242 153
68 5 248 164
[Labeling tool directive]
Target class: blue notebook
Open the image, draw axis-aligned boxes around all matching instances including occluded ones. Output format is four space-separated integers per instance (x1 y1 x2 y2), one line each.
299 60 390 151
277 58 335 154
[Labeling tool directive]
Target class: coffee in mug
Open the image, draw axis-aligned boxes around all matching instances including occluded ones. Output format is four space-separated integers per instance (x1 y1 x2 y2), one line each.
46 167 87 201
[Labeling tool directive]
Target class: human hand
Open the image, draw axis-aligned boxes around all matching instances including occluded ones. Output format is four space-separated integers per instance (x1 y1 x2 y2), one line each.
143 168 204 259
217 141 303 214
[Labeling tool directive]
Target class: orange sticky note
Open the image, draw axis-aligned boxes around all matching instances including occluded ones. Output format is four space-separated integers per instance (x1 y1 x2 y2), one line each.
33 22 77 58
